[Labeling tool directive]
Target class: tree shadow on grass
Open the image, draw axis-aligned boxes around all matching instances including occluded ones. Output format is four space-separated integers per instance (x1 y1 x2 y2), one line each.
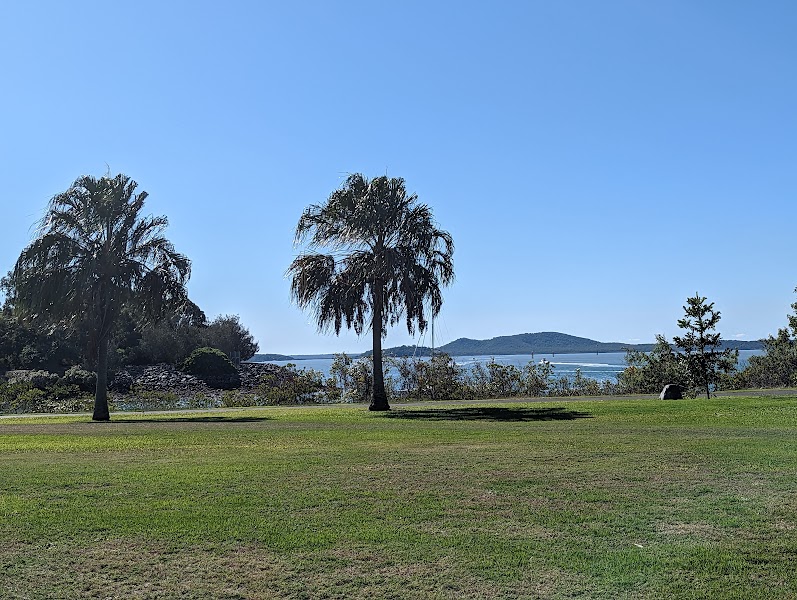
113 416 270 424
383 406 592 422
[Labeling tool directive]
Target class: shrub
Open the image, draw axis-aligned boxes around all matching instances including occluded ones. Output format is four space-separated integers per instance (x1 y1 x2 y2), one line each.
256 365 325 405
518 359 552 397
486 360 522 398
617 336 688 395
0 380 89 413
463 362 491 399
732 329 797 389
220 390 254 407
61 366 97 392
0 382 37 409
416 354 466 400
323 354 613 403
47 383 83 401
5 369 59 389
181 347 237 377
10 386 48 412
0 314 81 371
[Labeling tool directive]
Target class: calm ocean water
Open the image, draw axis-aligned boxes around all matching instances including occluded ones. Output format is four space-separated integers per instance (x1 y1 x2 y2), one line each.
256 350 763 383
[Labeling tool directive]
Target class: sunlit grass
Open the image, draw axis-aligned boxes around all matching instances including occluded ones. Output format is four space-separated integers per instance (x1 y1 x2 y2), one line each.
1 397 796 598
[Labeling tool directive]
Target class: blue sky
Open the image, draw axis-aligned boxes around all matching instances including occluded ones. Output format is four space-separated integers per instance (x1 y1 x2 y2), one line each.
1 1 795 355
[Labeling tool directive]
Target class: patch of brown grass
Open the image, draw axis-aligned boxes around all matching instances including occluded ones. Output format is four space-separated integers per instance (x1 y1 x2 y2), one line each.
655 521 722 540
0 539 572 599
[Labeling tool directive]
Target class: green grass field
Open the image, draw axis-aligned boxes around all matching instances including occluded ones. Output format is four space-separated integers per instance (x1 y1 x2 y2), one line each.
1 397 796 599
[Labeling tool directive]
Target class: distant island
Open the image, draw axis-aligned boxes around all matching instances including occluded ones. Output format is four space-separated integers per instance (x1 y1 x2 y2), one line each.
251 331 764 362
248 353 296 362
249 353 339 362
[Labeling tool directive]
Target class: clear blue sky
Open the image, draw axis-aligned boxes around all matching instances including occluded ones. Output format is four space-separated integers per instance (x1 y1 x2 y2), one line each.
1 1 795 354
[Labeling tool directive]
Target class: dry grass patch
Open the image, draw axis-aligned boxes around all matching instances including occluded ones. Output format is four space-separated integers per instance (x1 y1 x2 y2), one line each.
0 540 575 600
655 521 722 540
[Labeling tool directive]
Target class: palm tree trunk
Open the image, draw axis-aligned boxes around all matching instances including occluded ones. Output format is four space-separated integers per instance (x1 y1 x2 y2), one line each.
369 287 390 411
92 334 111 421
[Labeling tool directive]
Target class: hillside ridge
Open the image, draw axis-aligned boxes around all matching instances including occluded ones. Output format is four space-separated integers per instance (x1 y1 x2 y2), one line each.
358 331 764 358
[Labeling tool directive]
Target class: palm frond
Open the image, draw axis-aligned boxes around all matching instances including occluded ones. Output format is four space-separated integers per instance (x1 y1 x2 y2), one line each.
12 173 190 331
289 173 454 339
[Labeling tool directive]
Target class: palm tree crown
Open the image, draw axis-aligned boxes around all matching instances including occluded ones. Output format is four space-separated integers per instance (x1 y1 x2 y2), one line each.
288 174 454 410
12 174 190 419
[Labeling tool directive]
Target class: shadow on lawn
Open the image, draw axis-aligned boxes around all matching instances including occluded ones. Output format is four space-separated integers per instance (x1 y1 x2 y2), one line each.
115 416 270 424
383 406 592 422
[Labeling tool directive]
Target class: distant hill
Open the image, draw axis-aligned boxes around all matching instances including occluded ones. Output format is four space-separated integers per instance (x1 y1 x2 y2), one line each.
385 332 764 357
372 345 433 358
248 353 295 362
256 332 764 362
249 353 340 362
437 332 631 356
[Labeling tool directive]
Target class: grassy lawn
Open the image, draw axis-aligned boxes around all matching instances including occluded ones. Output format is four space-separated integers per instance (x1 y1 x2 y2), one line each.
1 397 796 599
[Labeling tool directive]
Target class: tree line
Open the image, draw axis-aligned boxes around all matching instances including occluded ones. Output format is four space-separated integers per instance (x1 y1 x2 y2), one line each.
301 289 796 403
0 305 257 372
2 171 453 419
2 170 796 418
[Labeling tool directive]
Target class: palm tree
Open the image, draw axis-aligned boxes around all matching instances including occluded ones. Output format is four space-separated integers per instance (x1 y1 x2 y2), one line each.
288 174 454 410
11 174 190 420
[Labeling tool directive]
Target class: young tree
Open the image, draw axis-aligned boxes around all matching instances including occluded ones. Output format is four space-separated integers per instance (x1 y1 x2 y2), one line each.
673 293 737 399
736 287 797 388
521 359 554 397
288 174 454 410
11 174 190 420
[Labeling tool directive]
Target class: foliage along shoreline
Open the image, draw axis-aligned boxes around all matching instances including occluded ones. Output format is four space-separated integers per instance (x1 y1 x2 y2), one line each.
0 171 792 416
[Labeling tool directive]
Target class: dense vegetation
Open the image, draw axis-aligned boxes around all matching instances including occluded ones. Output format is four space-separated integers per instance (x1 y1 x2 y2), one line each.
2 171 797 415
322 353 618 402
0 303 258 373
0 173 258 417
727 292 797 390
4 288 797 413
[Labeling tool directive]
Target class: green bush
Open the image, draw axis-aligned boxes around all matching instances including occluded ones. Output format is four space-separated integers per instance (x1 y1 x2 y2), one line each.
617 336 688 395
5 369 59 389
0 380 89 414
180 347 237 377
256 366 324 405
61 366 97 392
0 382 37 408
220 390 254 407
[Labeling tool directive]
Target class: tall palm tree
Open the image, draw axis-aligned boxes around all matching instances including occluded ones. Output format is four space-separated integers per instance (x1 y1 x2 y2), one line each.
288 174 454 410
12 174 190 420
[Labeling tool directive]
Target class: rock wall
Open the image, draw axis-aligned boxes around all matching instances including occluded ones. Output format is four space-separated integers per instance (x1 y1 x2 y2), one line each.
109 362 294 396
